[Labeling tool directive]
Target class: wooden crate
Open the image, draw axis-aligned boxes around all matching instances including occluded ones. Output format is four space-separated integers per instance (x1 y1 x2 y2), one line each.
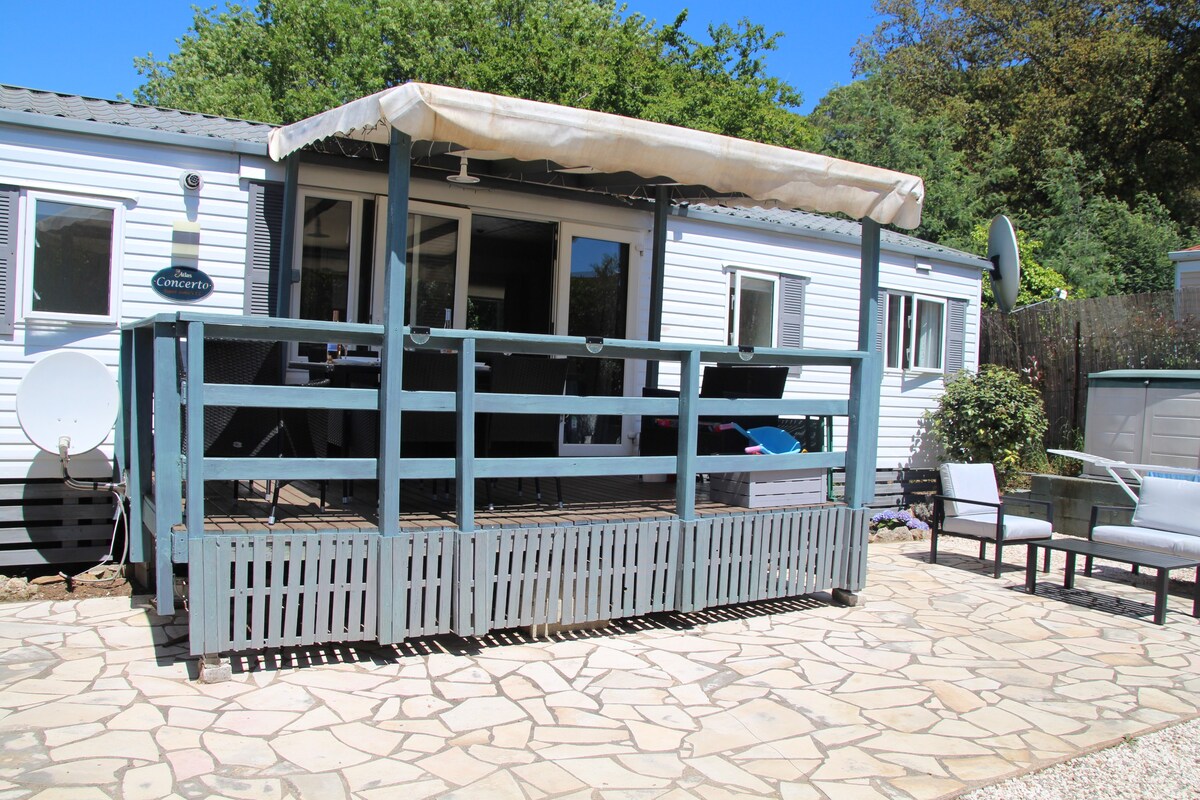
709 469 825 508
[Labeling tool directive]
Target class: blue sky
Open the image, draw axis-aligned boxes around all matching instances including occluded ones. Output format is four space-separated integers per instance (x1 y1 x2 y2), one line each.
0 0 878 115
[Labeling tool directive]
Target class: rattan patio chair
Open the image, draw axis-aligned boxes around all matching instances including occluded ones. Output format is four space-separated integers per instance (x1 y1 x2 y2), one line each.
483 355 568 509
201 339 327 524
402 349 459 501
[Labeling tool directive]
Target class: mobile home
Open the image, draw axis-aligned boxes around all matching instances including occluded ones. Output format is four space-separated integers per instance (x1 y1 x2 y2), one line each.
2 84 985 657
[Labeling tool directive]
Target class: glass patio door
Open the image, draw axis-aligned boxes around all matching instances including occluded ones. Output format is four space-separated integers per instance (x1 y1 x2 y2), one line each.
556 224 639 456
291 191 362 361
371 200 471 329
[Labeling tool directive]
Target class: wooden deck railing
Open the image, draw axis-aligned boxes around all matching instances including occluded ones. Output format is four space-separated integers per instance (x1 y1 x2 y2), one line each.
118 312 872 632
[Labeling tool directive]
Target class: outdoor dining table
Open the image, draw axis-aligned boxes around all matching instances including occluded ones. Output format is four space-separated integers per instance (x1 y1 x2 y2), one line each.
287 355 495 501
287 356 491 386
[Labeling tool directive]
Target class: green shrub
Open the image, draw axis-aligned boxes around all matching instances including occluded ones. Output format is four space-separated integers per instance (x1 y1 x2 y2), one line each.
926 365 1049 489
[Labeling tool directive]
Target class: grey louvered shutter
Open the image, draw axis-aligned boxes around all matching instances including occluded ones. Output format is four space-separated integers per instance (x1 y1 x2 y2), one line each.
776 275 807 374
874 289 887 355
944 297 967 375
776 275 806 347
0 186 18 336
243 181 284 316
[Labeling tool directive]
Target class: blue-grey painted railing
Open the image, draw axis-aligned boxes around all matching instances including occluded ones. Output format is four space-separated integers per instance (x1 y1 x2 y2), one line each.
118 310 872 614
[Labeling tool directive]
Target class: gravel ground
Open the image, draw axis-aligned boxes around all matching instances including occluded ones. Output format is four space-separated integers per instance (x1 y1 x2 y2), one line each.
962 716 1200 800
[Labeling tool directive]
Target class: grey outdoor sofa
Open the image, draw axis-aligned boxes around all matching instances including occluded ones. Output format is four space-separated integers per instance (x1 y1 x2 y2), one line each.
1088 475 1200 569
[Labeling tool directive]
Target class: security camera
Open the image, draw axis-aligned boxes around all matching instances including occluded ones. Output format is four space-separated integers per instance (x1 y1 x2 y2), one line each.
179 172 203 192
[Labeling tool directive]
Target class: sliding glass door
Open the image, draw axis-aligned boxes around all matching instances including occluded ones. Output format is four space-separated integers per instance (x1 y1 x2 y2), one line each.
292 191 362 361
557 224 639 456
370 200 471 329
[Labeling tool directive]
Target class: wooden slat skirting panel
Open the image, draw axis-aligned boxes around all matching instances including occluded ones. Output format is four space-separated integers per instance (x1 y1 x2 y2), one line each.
454 519 681 637
841 508 871 593
188 532 378 656
0 479 117 568
679 507 867 613
184 509 867 653
378 530 456 644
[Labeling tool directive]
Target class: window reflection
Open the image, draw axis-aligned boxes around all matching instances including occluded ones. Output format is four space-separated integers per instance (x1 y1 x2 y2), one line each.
31 201 113 317
737 276 775 347
298 197 352 360
407 213 458 328
565 237 628 446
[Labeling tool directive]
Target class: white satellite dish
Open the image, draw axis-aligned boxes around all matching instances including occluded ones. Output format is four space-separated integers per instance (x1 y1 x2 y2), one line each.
987 214 1021 313
17 352 118 456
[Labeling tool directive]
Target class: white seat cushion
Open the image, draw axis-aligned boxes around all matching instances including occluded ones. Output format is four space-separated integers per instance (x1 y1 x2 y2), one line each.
939 463 1001 517
1092 525 1200 560
1132 477 1200 537
942 512 1052 541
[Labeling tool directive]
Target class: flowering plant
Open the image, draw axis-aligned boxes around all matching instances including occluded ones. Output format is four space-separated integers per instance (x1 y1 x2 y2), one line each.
870 508 930 532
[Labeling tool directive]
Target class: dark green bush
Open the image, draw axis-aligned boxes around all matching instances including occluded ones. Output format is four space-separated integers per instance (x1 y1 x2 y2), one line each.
926 365 1049 489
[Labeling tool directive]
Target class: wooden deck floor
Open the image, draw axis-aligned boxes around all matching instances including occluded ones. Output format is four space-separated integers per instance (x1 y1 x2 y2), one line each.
193 475 831 533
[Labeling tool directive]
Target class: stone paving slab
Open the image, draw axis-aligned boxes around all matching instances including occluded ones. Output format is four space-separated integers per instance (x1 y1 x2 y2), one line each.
0 537 1198 799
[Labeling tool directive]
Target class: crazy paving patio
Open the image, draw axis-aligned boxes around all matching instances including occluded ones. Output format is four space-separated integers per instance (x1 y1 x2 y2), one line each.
1 536 1198 800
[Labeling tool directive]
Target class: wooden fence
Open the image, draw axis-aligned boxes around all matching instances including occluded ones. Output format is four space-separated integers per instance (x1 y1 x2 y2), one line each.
832 469 936 509
0 479 118 568
980 288 1200 448
188 507 868 655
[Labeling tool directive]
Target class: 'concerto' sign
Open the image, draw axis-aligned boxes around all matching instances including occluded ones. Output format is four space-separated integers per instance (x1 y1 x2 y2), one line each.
151 266 214 303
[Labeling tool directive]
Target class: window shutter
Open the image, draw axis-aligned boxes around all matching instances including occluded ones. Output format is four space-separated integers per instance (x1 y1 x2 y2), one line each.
945 297 967 376
776 275 806 348
0 186 17 336
776 275 806 375
874 289 887 355
243 181 284 316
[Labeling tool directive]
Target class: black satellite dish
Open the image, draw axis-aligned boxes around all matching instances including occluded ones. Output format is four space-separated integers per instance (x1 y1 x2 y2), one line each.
987 214 1020 313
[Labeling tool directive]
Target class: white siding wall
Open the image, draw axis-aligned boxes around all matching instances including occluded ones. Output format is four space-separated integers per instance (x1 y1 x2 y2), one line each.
659 215 981 469
0 123 276 478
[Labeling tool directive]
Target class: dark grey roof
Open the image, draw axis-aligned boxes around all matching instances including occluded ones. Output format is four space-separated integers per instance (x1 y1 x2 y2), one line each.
0 85 275 144
687 203 988 268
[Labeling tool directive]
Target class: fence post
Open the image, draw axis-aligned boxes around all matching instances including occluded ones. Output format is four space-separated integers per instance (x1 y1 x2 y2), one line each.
152 320 182 614
378 129 412 536
377 130 412 646
456 338 476 533
184 320 206 538
674 350 701 520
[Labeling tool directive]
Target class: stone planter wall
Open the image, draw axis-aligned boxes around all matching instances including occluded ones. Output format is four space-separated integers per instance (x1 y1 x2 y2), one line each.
1028 474 1135 538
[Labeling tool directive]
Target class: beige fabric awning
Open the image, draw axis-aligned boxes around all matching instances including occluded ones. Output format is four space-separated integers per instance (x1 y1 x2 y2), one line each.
268 82 925 229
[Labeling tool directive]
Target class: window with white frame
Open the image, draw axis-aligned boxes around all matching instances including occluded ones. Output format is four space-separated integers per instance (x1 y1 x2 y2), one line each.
884 292 946 371
23 192 121 323
728 271 778 347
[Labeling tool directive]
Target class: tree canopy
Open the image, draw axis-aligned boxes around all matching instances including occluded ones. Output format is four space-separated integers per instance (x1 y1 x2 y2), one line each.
812 0 1199 300
133 0 815 150
135 0 1199 300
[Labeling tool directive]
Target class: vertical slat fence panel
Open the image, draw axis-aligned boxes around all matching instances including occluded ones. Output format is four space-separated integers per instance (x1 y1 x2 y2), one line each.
189 532 381 654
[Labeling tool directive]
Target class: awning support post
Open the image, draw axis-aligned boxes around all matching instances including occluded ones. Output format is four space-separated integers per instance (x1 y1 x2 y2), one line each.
645 185 670 390
275 155 299 318
377 130 412 536
845 219 882 507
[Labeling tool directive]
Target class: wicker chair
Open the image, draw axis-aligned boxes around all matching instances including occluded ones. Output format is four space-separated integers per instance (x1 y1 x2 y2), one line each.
402 350 459 501
201 339 326 524
483 355 568 508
